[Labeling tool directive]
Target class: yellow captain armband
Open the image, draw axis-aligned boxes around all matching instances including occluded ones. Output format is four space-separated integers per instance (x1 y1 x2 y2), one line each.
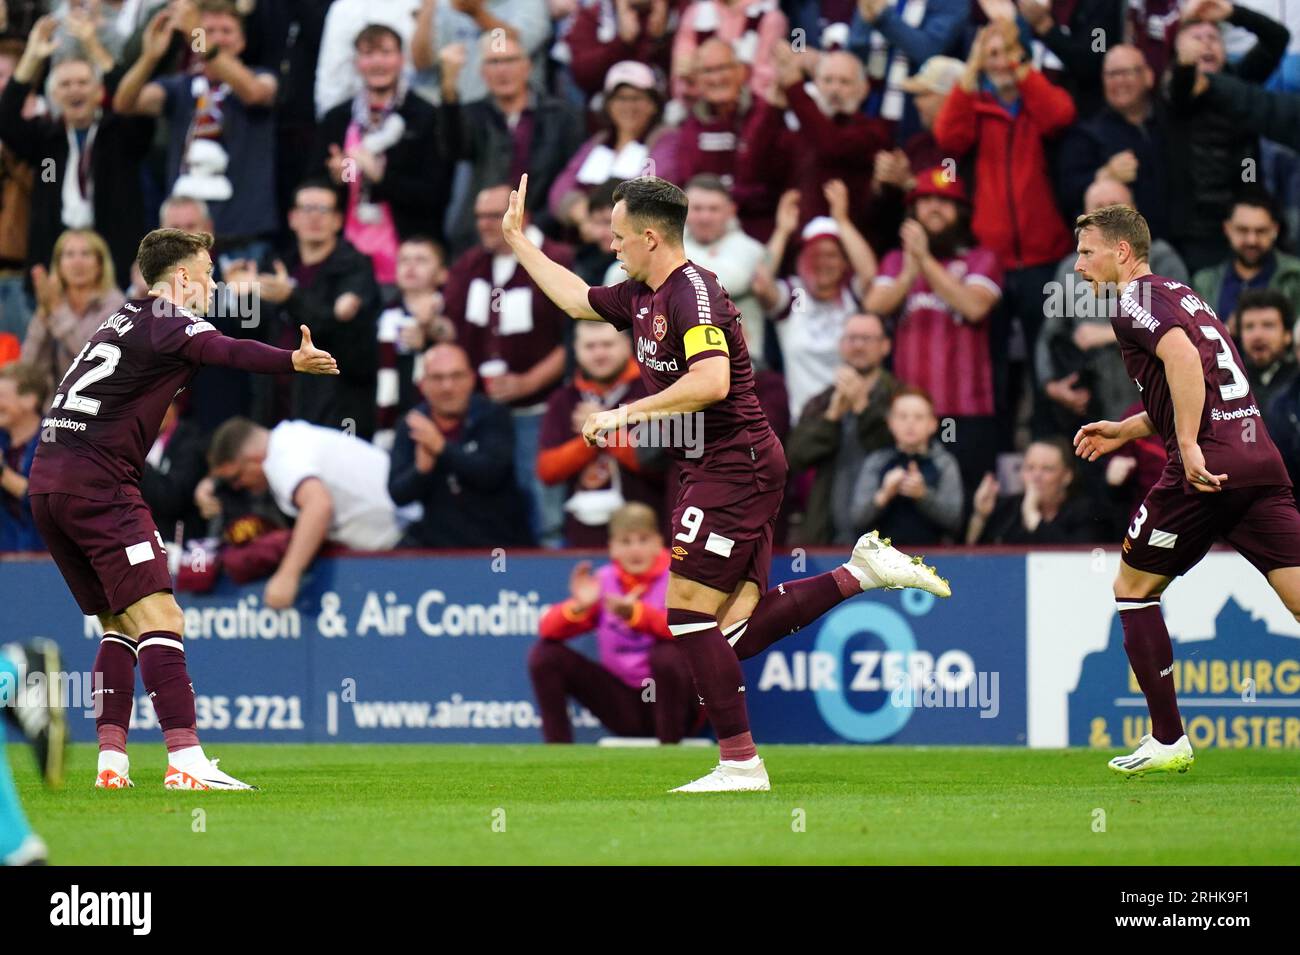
683 323 729 360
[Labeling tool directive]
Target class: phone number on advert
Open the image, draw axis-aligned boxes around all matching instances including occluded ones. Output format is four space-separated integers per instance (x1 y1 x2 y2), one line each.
130 695 304 731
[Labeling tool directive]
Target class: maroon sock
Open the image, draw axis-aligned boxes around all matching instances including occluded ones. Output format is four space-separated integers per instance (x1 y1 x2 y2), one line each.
728 567 859 661
1117 599 1184 745
137 631 196 746
668 609 756 760
93 632 137 754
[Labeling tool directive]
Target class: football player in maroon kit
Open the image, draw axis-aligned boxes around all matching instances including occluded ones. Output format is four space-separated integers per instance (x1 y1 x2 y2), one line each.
1073 204 1300 777
504 174 950 792
28 229 338 790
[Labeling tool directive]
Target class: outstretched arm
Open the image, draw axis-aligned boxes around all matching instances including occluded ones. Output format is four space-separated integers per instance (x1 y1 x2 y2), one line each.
196 325 338 375
501 174 600 320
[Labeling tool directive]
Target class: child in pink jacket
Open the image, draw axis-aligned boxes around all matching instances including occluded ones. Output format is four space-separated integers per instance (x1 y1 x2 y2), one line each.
530 502 702 743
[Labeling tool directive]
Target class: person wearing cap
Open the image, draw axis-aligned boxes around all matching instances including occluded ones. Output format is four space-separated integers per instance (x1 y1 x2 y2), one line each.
865 53 963 253
933 19 1074 446
1055 44 1170 238
548 60 680 227
847 0 968 142
865 166 1002 499
754 179 879 422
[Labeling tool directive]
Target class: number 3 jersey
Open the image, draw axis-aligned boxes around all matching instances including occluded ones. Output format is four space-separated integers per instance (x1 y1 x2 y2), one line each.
1113 275 1290 491
30 297 228 502
587 261 785 488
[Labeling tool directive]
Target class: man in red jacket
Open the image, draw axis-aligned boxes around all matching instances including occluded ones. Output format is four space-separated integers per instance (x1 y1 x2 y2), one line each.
933 19 1076 446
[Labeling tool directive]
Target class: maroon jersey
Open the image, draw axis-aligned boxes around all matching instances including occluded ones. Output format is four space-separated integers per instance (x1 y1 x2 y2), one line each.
587 261 784 487
1113 275 1291 491
30 297 231 501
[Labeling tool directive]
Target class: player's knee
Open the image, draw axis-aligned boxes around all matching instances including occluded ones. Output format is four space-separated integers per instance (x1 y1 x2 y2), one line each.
1112 573 1160 601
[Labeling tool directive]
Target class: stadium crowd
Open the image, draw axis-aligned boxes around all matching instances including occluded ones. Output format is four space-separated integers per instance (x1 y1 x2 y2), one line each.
3 0 1300 596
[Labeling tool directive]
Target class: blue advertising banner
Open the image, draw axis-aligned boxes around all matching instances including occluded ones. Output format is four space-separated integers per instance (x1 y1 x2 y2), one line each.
1 550 1028 745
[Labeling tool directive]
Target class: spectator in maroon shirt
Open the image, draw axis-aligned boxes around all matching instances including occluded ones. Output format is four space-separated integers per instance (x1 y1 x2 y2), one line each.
675 37 777 235
562 0 676 99
739 42 891 240
443 182 571 545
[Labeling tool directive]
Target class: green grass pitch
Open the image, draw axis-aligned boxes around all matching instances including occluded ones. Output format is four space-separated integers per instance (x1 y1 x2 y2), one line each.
11 743 1300 865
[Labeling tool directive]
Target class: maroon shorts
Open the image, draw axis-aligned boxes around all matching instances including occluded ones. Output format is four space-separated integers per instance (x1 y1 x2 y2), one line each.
30 490 173 616
1122 483 1300 578
669 476 783 595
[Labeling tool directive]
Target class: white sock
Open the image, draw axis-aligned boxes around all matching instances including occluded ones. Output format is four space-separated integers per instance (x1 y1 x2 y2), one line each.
97 750 129 775
843 561 885 591
722 755 762 769
169 744 207 768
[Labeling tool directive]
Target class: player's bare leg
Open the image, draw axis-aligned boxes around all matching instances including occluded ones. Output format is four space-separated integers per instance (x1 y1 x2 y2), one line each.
667 574 769 793
724 532 950 661
1108 561 1193 777
1265 567 1300 621
122 592 256 791
92 610 138 789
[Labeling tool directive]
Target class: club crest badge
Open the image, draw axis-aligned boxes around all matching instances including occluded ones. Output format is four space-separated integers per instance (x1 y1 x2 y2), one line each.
652 314 667 341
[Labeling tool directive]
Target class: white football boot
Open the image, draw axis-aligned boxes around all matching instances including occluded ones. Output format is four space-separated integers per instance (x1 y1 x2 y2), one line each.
95 750 133 789
845 530 951 597
671 757 771 793
1108 734 1194 778
165 749 258 791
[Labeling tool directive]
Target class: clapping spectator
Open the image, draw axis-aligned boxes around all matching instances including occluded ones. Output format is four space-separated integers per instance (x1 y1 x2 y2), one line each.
208 416 405 609
444 183 569 543
682 174 767 364
1056 43 1170 238
865 169 1001 496
785 312 898 546
849 0 967 140
560 0 674 99
538 320 659 547
549 60 679 228
1164 0 1290 273
1191 190 1300 321
374 236 453 450
966 438 1100 544
1006 0 1123 118
444 32 585 254
0 361 46 552
529 502 700 744
315 23 453 285
21 229 125 385
389 343 533 547
756 181 878 421
849 387 964 546
223 179 381 438
114 3 279 262
0 17 152 289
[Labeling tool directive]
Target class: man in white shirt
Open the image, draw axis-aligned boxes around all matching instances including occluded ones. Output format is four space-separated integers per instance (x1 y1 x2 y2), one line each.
682 174 769 365
207 417 403 608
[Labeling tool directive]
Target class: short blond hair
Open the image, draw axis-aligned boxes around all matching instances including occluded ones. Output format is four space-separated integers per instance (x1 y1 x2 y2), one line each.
1074 204 1150 262
608 502 659 538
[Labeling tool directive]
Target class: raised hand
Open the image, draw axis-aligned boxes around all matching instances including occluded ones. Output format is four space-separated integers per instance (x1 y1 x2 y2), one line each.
569 560 602 610
503 174 528 240
291 325 339 375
